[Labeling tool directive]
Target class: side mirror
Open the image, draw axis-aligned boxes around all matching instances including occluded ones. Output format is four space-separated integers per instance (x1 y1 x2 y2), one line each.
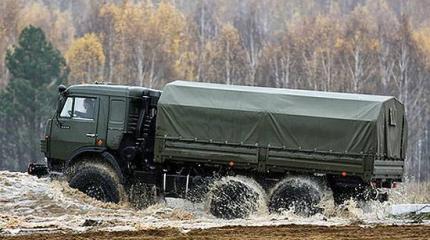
56 97 64 115
56 87 66 115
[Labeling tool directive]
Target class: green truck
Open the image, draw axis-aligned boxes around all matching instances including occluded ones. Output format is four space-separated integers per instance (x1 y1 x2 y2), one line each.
30 80 407 218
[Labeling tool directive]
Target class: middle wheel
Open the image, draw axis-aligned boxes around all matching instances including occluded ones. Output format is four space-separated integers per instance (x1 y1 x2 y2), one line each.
268 178 322 216
128 183 157 209
208 177 263 219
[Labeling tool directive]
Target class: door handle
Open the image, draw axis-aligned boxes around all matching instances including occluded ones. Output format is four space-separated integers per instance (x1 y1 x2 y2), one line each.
86 133 97 138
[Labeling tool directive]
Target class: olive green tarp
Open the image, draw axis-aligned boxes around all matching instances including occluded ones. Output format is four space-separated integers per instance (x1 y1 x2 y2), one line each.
156 81 406 159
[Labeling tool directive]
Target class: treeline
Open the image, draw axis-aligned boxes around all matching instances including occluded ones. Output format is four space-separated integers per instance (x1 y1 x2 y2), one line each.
0 0 429 182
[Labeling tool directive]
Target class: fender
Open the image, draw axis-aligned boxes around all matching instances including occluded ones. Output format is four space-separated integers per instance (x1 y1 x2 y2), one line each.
66 147 125 184
100 151 126 184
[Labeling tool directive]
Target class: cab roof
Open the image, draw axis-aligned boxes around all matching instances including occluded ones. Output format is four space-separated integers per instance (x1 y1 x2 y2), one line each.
66 84 160 98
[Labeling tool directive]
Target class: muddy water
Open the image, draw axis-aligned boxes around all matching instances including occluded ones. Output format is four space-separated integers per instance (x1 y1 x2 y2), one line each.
0 171 428 235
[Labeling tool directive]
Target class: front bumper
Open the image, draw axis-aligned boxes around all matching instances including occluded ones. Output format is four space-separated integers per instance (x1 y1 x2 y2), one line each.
28 163 49 177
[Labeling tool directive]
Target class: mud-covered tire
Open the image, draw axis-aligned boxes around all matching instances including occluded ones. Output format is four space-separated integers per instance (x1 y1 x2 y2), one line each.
332 185 380 205
186 176 213 203
269 178 322 216
209 178 260 219
129 183 156 209
69 163 122 203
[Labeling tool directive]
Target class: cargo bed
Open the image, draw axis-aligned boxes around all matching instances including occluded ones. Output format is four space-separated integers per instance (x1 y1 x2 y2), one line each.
155 81 406 182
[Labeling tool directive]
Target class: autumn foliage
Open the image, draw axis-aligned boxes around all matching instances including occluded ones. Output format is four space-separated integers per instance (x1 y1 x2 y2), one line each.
66 33 105 84
0 0 429 181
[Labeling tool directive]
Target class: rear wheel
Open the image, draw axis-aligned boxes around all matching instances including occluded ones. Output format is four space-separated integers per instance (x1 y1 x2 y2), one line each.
68 161 123 203
268 178 322 216
332 185 381 205
208 177 261 219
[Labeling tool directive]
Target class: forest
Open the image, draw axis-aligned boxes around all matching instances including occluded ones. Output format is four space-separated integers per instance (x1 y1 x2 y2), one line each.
0 0 428 182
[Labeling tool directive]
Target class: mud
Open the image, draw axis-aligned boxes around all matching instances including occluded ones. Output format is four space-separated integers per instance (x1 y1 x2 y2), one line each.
0 171 429 238
2 224 430 240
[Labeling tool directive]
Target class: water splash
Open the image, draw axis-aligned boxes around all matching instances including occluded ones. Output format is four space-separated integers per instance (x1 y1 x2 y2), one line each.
205 176 268 218
0 171 428 236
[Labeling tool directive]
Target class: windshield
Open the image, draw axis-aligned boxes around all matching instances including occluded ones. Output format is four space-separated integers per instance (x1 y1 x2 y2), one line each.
59 97 96 120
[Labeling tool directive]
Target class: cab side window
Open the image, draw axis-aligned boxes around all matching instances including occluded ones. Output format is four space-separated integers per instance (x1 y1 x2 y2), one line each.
59 97 96 120
109 100 125 123
74 97 96 120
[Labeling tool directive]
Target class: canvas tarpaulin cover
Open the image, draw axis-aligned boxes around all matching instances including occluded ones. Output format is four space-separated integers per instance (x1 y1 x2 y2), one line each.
156 81 406 159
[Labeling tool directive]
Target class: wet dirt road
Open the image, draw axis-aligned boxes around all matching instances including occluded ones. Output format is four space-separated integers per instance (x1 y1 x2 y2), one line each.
1 171 430 239
3 224 430 240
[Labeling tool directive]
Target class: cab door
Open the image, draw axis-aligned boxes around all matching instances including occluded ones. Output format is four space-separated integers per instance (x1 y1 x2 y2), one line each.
49 96 99 160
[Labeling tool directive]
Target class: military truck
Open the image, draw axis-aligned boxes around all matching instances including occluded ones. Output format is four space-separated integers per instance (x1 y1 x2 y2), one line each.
31 80 407 219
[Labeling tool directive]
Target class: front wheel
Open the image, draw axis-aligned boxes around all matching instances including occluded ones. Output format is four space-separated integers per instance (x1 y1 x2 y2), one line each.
69 162 123 203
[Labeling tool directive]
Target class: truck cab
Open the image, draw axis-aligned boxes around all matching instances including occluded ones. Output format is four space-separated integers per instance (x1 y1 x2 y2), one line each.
41 84 160 189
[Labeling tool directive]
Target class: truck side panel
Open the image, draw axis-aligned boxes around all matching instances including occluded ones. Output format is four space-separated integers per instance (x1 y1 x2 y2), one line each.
266 148 367 176
154 138 371 179
155 138 259 166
